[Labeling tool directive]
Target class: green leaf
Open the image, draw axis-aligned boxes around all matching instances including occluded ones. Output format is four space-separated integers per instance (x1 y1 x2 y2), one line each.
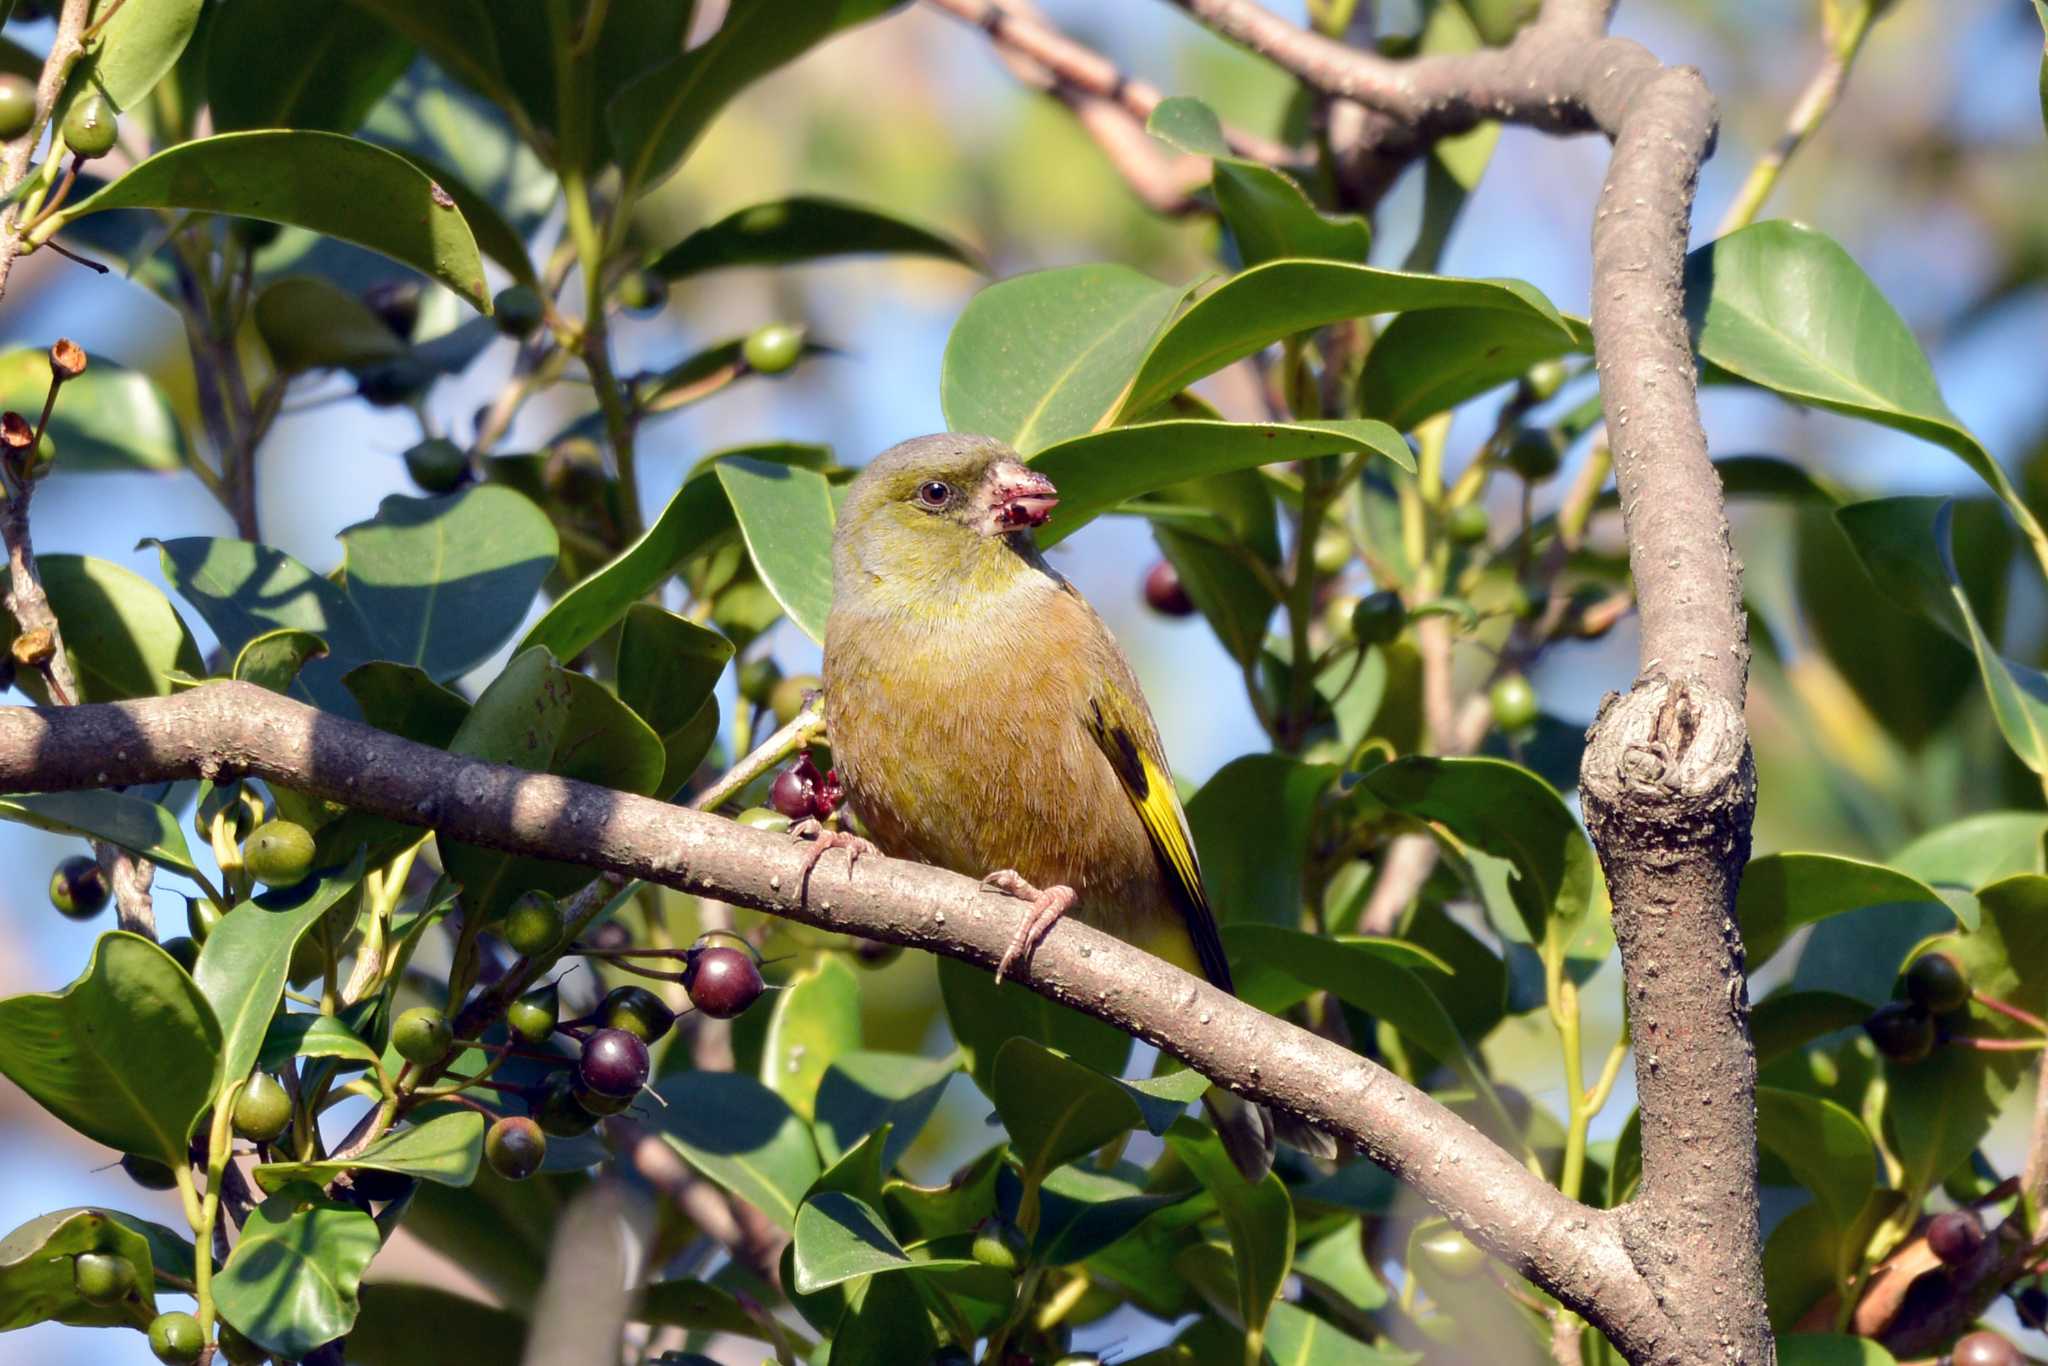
651 194 977 278
253 276 408 371
0 554 200 704
792 1190 977 1294
387 146 538 289
348 1284 527 1365
0 1206 162 1330
342 662 469 749
440 647 665 916
1263 1300 1414 1366
215 1185 380 1359
714 458 836 644
814 1050 959 1170
760 956 861 1121
942 264 1190 454
58 131 490 310
234 628 330 697
255 1111 484 1193
1778 1335 1899 1366
0 932 219 1164
617 604 731 797
206 0 412 133
830 1266 938 1366
1187 755 1339 927
1147 97 1371 267
196 852 366 1090
607 0 896 197
1033 419 1410 550
1119 260 1567 421
258 1012 380 1072
63 0 203 116
1754 1087 1874 1229
1360 307 1593 431
1688 221 2048 570
0 791 201 877
1361 755 1598 949
1895 810 2048 887
338 486 558 681
1751 990 1872 1068
992 1038 1146 1188
937 954 1128 1098
1736 853 1951 971
0 349 185 472
654 1070 821 1230
1154 523 1276 665
1165 1117 1293 1351
635 1278 774 1341
1294 1221 1387 1316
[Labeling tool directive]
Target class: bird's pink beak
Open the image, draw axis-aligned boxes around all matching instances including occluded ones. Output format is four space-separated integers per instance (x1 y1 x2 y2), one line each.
990 462 1059 531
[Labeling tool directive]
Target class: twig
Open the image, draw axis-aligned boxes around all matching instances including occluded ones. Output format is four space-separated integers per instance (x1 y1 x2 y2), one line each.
0 0 92 300
1715 3 1874 236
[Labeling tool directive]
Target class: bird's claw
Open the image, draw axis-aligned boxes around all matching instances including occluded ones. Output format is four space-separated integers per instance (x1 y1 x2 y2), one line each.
791 820 874 901
980 870 1077 985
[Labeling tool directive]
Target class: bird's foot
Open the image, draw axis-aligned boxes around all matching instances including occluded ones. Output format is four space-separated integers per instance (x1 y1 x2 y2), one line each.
791 820 875 901
980 870 1077 985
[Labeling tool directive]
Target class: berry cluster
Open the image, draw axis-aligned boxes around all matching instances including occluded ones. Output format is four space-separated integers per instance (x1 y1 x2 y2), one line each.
1864 951 1975 1065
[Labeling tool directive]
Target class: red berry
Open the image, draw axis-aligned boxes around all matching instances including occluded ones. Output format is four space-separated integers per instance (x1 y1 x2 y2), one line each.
686 945 765 1019
578 1027 650 1098
1144 560 1195 616
1925 1208 1987 1265
1953 1332 2022 1366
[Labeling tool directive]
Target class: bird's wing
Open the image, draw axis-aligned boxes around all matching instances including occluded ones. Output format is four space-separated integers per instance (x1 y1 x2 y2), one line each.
1083 668 1236 994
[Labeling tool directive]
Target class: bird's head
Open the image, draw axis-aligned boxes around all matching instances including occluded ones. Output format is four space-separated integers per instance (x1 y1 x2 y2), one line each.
832 434 1060 611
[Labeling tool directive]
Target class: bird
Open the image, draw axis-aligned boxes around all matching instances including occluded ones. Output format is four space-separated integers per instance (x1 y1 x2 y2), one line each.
818 432 1330 1181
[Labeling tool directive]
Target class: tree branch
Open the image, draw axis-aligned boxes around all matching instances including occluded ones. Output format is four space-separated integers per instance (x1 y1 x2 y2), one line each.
0 680 1686 1357
0 0 92 300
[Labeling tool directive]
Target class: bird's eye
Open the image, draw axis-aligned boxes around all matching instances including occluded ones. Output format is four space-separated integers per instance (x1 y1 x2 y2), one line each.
916 480 952 509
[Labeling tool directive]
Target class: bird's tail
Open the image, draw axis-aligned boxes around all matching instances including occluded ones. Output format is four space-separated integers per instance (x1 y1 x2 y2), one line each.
1205 1089 1339 1181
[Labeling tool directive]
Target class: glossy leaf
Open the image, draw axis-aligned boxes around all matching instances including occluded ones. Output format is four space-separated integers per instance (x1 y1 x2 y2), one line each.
59 131 490 310
616 604 731 796
814 1050 958 1170
1147 97 1371 267
259 1012 381 1072
1688 221 2048 569
1360 307 1592 430
195 850 367 1090
1165 1117 1292 1351
253 276 407 371
0 932 219 1164
1294 1221 1388 1316
1778 1336 1900 1366
1755 1087 1874 1229
1894 810 2048 888
942 264 1189 453
0 791 201 877
1155 523 1276 665
1033 419 1410 549
760 956 861 1121
206 0 412 133
654 1069 821 1230
215 1185 380 1359
1751 990 1872 1068
635 1278 774 1341
234 628 330 696
831 1268 938 1366
348 1283 527 1365
1119 259 1567 420
937 954 1128 1097
255 1112 484 1192
1736 853 1950 971
714 457 836 644
1187 754 1339 927
343 661 469 749
0 554 200 704
792 1190 977 1294
0 1206 163 1331
0 349 185 472
607 0 896 197
652 193 977 278
62 0 203 117
992 1038 1146 1186
1263 1300 1412 1366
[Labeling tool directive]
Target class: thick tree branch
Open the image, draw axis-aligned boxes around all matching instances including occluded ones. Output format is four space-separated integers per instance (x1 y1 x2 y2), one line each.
0 681 1691 1356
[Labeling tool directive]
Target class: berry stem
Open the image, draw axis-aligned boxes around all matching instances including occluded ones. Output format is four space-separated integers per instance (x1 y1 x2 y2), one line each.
1951 1036 2045 1053
1973 991 2048 1034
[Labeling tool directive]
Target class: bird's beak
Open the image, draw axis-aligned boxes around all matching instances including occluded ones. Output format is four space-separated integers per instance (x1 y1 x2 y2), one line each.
989 462 1059 531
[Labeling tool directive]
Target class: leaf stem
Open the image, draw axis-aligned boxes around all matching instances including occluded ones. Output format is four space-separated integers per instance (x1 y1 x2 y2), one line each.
194 1081 241 1334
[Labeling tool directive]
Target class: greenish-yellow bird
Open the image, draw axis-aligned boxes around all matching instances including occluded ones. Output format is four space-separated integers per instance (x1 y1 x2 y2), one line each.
821 433 1323 1180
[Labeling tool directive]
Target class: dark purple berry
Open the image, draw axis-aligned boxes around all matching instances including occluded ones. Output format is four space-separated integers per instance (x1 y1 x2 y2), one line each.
578 1028 650 1098
1144 560 1194 617
685 945 765 1019
1905 952 1971 1014
2015 1284 2048 1330
485 1116 546 1181
1864 1001 1936 1063
1925 1208 1987 1265
349 1167 414 1203
49 854 108 919
530 1073 598 1138
769 765 818 820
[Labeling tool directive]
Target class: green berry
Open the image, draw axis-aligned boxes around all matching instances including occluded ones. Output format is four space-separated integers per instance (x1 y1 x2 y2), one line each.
62 94 117 160
494 284 544 338
186 897 224 945
73 1251 136 1306
1519 358 1568 402
737 657 782 705
121 1154 180 1190
970 1216 1026 1274
506 985 559 1045
215 1320 267 1365
392 1006 453 1065
599 984 676 1044
49 854 108 919
486 1115 547 1180
735 806 791 833
0 75 35 140
1417 1227 1485 1279
233 1071 292 1144
1350 590 1405 646
243 819 316 887
148 1311 205 1364
502 890 564 959
1905 951 1971 1014
543 437 607 506
403 437 468 494
615 270 667 315
1489 674 1539 731
769 673 819 727
231 217 282 251
1312 524 1352 577
356 359 432 407
1446 502 1489 546
1503 429 1562 481
741 322 804 375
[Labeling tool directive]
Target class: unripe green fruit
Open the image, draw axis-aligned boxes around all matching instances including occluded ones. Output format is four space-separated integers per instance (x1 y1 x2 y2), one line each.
1312 524 1352 577
736 806 791 833
49 854 108 919
502 890 564 959
233 1071 292 1143
741 322 804 375
1417 1227 1484 1278
769 673 819 727
148 1311 205 1364
543 437 607 506
62 95 117 160
1446 502 1489 546
356 360 431 407
506 985 559 1045
0 75 35 140
1489 674 1539 731
215 1321 266 1365
485 1115 547 1180
615 270 667 315
970 1216 1026 1274
1503 429 1562 481
121 1154 180 1190
738 657 782 704
403 437 468 494
1350 590 1405 646
73 1251 136 1306
1905 951 1971 1014
1520 358 1568 402
243 819 316 886
494 284 544 339
392 1006 453 1065
186 896 224 945
599 984 676 1044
